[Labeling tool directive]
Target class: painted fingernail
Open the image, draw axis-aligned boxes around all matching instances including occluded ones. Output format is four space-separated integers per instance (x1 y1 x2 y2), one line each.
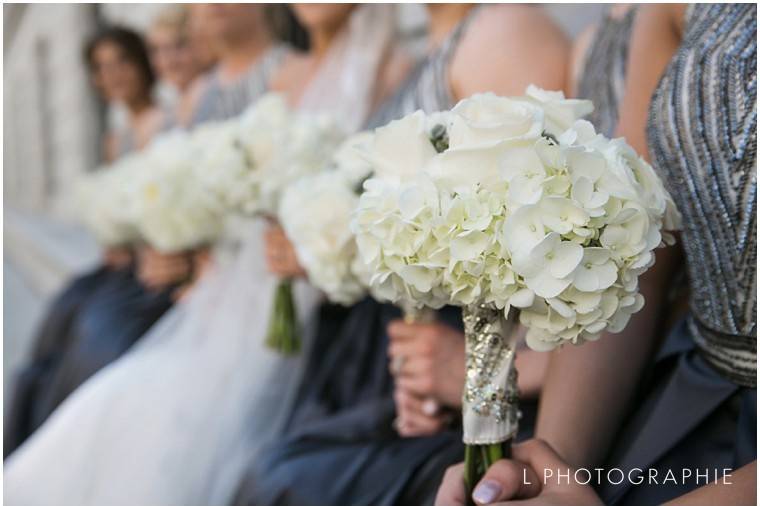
472 480 502 504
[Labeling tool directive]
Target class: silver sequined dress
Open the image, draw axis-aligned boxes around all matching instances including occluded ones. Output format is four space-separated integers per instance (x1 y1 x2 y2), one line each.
648 4 757 388
600 5 756 505
365 7 480 129
189 46 287 127
576 7 637 137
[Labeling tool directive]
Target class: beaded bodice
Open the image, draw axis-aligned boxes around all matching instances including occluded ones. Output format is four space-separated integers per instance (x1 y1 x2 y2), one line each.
577 7 637 137
648 4 757 386
365 8 480 128
189 45 287 127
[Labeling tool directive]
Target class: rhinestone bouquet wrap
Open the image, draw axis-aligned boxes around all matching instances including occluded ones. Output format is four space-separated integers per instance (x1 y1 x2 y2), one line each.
462 305 519 445
461 305 519 499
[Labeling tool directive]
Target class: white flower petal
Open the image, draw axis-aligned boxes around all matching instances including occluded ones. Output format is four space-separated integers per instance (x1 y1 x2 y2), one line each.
450 230 490 261
548 241 583 279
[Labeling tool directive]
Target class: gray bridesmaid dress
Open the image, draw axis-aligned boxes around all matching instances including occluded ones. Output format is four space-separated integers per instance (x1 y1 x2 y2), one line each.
188 46 287 128
576 6 637 138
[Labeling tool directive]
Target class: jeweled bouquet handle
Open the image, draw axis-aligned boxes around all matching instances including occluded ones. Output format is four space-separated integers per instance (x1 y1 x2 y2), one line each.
461 305 519 494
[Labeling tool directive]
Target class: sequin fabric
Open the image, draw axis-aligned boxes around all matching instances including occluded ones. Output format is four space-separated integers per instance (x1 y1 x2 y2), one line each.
364 7 480 129
189 45 288 127
648 4 757 387
462 305 519 444
577 7 637 137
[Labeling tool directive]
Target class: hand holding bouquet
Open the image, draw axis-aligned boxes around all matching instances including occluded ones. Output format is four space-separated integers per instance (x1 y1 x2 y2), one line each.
351 87 680 495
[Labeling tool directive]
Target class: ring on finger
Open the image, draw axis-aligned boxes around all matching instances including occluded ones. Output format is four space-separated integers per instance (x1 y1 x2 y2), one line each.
390 355 406 376
421 397 439 416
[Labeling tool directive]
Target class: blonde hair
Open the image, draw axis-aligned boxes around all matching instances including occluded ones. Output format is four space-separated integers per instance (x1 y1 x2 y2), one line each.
150 5 190 41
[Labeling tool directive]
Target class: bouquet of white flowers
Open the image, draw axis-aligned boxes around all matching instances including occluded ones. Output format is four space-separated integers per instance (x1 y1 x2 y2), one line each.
192 93 345 354
195 93 345 218
278 133 374 306
132 132 225 254
351 87 680 493
75 155 142 248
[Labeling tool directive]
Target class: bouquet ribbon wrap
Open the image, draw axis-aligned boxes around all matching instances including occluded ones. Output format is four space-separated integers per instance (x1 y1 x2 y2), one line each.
462 305 520 445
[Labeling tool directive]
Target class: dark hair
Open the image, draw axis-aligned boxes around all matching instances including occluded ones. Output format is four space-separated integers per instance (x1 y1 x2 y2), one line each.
84 26 156 92
265 5 309 52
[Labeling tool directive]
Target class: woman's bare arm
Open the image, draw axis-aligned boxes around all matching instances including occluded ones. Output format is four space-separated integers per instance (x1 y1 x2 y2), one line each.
450 5 570 100
535 4 684 468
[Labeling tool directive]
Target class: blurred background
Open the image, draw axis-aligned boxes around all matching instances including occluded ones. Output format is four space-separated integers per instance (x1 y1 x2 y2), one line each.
2 3 604 406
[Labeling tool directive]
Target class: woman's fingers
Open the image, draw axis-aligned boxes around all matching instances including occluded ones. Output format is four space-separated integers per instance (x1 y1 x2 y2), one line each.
395 374 436 398
263 224 306 277
394 389 447 437
509 439 569 481
139 257 190 288
435 463 468 506
471 458 542 504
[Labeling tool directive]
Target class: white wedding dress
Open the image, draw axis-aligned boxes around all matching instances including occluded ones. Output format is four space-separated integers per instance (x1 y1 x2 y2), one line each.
4 6 395 506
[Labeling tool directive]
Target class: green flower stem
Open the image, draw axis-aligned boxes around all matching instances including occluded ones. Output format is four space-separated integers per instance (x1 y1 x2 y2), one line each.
464 441 511 506
265 279 300 355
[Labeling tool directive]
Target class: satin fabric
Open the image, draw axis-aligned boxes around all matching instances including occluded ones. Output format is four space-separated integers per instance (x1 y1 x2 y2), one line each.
598 318 756 505
233 300 469 506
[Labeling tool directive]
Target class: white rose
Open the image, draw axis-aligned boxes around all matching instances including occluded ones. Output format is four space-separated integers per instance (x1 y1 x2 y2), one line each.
367 110 438 181
522 85 594 137
332 131 375 185
448 93 544 149
431 138 541 193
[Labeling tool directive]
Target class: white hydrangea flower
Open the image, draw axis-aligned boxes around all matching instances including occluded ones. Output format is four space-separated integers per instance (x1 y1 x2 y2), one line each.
192 92 345 218
275 132 390 305
512 232 583 298
75 155 143 247
352 87 679 351
131 131 225 253
279 170 365 305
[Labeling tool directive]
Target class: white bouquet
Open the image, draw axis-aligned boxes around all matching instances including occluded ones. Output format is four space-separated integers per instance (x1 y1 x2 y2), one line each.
132 132 225 253
353 88 679 349
75 155 142 247
278 133 374 305
195 93 345 218
351 87 680 489
190 93 345 354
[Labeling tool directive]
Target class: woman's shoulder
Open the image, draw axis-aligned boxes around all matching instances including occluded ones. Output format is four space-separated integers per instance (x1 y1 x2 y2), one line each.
451 5 570 99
